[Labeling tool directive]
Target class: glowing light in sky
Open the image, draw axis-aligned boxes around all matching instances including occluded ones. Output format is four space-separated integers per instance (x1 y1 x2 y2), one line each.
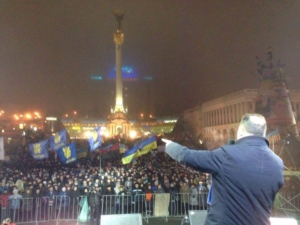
108 66 138 80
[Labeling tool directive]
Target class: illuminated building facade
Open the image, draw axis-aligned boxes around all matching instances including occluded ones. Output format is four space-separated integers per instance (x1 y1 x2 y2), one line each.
60 117 178 139
61 118 108 139
0 109 46 144
183 89 300 150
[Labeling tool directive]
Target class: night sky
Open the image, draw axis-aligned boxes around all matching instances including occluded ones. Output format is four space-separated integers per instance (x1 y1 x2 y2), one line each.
1 1 300 118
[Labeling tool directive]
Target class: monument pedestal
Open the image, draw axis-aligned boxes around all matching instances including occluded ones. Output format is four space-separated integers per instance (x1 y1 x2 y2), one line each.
108 111 130 138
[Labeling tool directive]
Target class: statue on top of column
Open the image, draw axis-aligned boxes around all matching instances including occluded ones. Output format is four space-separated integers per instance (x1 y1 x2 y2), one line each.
114 10 125 31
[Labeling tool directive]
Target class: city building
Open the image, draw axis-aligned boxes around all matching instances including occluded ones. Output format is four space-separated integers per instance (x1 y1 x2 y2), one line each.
61 116 178 140
183 89 300 149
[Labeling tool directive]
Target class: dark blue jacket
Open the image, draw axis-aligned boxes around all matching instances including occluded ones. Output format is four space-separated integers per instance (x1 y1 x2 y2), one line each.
165 136 284 225
58 190 70 207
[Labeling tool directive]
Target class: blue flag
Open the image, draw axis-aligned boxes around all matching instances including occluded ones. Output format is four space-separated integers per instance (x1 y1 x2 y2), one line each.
50 129 67 150
57 142 77 164
88 127 102 151
29 139 49 160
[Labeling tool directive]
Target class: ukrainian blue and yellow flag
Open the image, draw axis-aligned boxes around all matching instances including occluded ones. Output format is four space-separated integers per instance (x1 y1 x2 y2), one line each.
57 142 77 164
88 127 102 151
29 139 49 160
121 136 157 164
121 144 139 164
138 135 157 156
119 143 127 153
50 129 67 150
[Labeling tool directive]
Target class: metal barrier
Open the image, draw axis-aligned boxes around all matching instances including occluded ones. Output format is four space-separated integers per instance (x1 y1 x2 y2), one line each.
0 196 81 224
0 191 298 224
100 192 209 223
273 191 300 219
100 194 131 215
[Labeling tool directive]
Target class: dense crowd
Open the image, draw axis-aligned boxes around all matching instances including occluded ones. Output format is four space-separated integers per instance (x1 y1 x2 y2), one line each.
0 149 210 196
0 137 299 224
0 146 211 223
0 143 298 190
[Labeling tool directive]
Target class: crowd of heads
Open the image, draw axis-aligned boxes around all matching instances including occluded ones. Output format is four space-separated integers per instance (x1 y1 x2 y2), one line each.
0 149 210 198
0 125 298 200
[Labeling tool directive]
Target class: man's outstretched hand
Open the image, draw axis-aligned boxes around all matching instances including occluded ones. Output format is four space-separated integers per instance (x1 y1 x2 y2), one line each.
156 133 166 146
162 138 172 146
156 133 172 152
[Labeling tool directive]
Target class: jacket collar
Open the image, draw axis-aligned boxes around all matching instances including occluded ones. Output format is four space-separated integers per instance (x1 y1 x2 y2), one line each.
236 135 269 147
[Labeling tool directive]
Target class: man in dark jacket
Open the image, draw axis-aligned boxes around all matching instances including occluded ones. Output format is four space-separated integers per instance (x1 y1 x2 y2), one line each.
162 113 284 225
88 186 101 225
57 186 70 219
45 186 56 219
131 183 143 213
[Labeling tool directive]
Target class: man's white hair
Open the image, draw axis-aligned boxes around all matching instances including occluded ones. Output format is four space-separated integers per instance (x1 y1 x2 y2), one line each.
239 114 267 137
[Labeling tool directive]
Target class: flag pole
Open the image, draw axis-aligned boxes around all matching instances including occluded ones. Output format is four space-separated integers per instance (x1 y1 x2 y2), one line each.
99 154 102 175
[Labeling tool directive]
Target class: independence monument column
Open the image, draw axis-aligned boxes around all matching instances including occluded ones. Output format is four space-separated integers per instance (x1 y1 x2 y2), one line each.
107 10 130 138
114 11 125 113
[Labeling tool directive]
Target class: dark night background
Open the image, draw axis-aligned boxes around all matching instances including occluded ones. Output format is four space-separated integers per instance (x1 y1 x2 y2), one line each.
0 0 300 118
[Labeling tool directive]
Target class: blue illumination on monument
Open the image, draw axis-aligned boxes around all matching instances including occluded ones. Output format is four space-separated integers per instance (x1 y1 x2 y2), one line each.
143 76 153 81
108 66 138 81
91 76 103 80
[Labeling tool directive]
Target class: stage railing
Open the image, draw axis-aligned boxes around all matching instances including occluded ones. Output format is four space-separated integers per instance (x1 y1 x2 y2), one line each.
272 191 300 220
0 191 298 224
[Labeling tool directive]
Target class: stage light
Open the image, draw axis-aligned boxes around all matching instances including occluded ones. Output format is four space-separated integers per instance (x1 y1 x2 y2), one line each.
84 131 92 138
129 130 137 139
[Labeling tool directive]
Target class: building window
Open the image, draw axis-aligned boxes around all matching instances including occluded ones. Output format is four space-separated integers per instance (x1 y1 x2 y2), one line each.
249 103 253 110
223 129 227 142
230 128 235 139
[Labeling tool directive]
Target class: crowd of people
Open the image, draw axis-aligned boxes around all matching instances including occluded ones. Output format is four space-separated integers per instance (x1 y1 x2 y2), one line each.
0 145 210 224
